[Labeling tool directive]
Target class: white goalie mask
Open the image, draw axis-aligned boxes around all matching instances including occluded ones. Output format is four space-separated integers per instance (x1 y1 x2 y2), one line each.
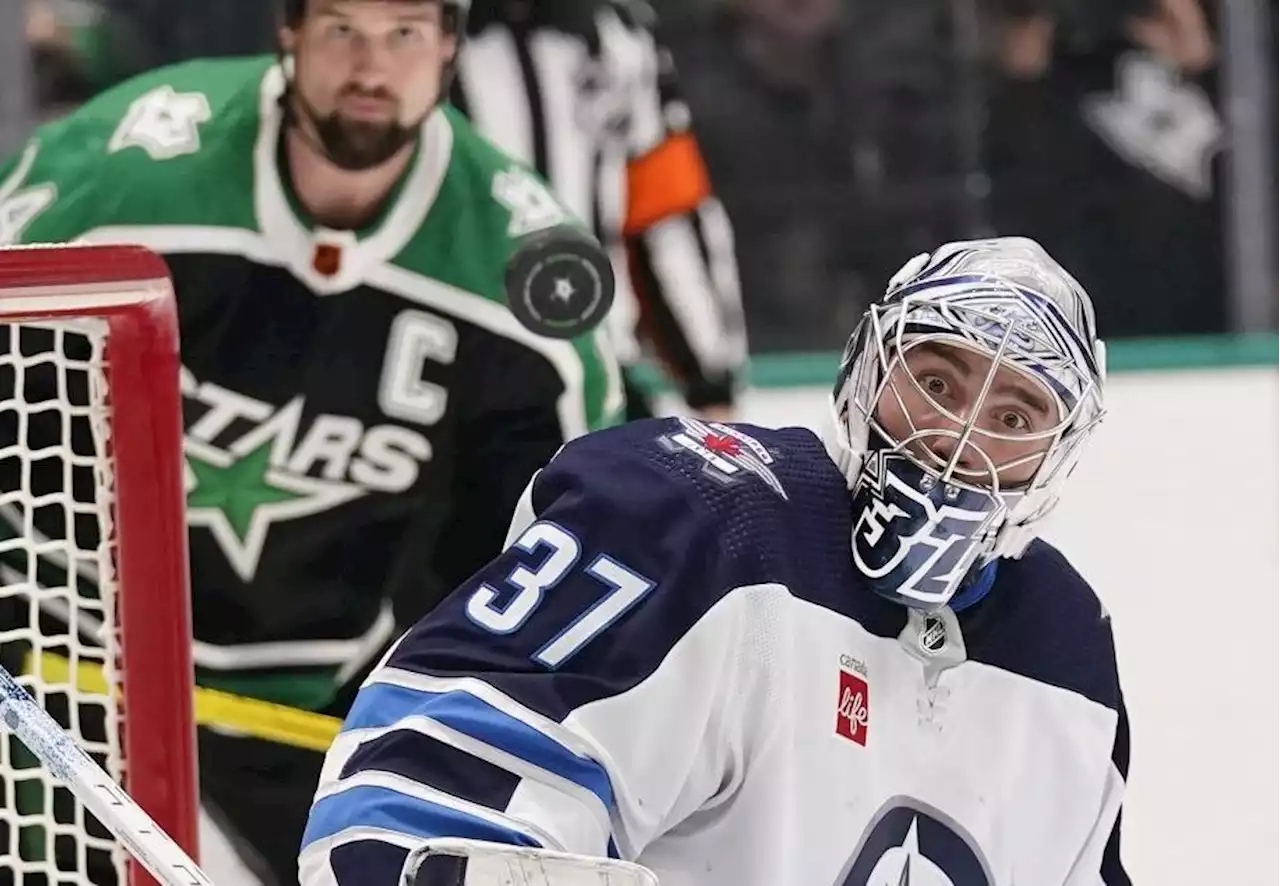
824 237 1107 611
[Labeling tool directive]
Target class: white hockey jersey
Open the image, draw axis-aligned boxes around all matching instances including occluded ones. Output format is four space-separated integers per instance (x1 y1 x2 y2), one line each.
299 417 1131 886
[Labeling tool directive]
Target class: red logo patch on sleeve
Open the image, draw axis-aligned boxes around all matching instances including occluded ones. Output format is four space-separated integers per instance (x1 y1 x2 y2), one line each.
836 668 870 746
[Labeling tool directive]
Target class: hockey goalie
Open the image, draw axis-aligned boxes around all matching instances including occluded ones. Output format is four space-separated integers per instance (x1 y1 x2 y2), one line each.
299 237 1130 886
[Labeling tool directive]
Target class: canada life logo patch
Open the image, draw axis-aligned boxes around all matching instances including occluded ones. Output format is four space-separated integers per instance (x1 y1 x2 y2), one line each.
836 657 870 746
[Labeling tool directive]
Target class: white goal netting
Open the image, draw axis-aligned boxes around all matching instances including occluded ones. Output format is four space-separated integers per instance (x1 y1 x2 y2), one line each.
0 317 127 886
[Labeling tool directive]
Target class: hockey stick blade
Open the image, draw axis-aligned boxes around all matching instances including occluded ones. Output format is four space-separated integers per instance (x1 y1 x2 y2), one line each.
0 664 213 886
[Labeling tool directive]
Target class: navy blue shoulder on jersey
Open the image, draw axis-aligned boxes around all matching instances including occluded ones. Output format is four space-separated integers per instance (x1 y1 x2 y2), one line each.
597 420 907 638
384 417 906 721
959 540 1122 711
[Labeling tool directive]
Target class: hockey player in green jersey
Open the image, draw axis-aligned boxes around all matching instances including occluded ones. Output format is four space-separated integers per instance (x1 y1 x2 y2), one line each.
0 0 623 882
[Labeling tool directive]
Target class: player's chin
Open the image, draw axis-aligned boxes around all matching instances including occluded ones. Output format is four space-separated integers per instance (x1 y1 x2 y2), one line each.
315 111 427 168
342 114 429 145
335 117 397 140
327 123 402 163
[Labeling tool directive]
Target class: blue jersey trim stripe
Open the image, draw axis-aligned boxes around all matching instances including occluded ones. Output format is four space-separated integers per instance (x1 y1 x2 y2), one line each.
344 682 615 810
302 785 543 850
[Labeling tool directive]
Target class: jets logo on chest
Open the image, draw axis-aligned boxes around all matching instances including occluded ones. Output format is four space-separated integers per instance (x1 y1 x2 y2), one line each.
837 798 995 886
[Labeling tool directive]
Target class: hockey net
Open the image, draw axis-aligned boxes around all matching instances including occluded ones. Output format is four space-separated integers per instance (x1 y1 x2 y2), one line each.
0 244 197 886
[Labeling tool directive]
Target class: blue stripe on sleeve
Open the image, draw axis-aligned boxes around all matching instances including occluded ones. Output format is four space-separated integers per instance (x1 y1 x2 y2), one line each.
343 682 614 810
302 784 543 851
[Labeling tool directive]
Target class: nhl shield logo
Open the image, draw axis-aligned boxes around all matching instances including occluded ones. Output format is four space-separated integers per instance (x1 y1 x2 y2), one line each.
919 615 948 655
312 243 342 277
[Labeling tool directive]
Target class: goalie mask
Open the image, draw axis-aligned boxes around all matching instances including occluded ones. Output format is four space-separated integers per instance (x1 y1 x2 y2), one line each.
825 237 1106 612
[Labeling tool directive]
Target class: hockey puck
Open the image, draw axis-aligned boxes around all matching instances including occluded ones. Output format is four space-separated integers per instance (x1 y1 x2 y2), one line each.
504 227 615 340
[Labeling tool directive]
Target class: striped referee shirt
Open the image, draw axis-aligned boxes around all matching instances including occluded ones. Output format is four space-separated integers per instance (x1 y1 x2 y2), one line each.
452 0 747 410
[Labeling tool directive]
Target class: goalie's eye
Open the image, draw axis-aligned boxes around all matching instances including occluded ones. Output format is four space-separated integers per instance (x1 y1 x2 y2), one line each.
920 374 949 399
996 408 1032 433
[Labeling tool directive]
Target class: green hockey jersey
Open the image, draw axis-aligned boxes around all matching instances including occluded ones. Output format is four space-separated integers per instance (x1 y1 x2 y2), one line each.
0 55 623 711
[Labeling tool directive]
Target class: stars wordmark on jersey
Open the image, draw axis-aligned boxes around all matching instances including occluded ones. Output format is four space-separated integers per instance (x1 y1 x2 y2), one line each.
182 369 433 581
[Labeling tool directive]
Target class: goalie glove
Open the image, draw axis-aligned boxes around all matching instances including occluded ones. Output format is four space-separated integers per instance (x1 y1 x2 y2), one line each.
402 839 659 886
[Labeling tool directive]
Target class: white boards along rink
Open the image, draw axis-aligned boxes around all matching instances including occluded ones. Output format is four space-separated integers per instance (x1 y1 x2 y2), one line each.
651 337 1279 886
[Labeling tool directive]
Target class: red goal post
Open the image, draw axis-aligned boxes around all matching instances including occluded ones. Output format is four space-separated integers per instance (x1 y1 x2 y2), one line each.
0 244 197 885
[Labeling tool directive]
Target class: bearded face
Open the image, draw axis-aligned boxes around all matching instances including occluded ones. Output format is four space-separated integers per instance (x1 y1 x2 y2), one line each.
284 0 457 170
307 83 418 170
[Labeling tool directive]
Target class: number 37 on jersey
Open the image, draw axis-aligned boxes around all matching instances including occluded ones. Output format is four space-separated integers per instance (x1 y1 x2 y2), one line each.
464 521 655 669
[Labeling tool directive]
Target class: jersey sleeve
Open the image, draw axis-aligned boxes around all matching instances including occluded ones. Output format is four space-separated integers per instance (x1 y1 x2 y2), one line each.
0 57 265 246
0 129 93 245
0 119 175 246
1065 690 1132 886
300 425 755 885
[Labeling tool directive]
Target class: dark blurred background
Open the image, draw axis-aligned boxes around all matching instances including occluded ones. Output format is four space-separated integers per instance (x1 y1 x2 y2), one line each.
4 0 1276 356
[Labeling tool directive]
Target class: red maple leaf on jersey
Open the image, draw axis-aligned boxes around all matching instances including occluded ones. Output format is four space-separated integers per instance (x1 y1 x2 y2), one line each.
702 434 741 457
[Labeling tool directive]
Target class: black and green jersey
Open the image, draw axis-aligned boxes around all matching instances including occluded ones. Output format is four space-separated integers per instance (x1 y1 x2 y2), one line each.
0 55 623 710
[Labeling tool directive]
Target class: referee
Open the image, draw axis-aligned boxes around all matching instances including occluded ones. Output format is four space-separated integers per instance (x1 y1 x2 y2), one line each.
453 0 748 420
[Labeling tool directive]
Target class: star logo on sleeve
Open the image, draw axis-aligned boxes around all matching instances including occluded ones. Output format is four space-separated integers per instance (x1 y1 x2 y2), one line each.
108 84 212 160
0 183 56 246
0 140 56 246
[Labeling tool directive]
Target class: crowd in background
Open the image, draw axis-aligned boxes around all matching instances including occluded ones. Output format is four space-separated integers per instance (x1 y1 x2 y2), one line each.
15 0 1279 354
